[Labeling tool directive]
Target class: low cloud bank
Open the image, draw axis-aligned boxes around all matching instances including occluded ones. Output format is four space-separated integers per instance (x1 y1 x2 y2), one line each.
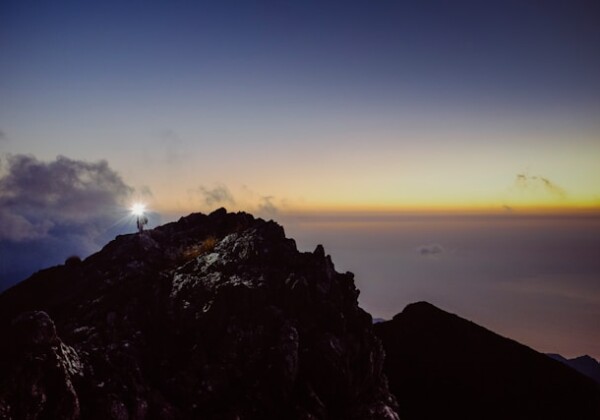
0 155 135 290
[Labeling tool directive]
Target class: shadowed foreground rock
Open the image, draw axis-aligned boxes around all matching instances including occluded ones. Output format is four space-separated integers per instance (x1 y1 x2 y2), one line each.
0 209 398 419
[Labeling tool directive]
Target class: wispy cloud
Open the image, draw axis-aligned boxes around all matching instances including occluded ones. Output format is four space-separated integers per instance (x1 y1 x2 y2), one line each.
416 244 444 256
197 184 235 207
257 196 279 218
515 173 566 198
188 183 284 218
137 185 154 198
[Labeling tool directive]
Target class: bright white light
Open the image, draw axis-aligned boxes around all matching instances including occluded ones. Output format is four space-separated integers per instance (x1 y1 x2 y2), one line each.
130 203 146 216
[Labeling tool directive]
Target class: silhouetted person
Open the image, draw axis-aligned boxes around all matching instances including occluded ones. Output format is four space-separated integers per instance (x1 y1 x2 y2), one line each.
137 215 148 233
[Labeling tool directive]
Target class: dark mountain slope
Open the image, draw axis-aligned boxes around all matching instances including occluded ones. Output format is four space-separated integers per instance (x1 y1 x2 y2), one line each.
0 209 398 420
548 354 600 385
374 302 600 420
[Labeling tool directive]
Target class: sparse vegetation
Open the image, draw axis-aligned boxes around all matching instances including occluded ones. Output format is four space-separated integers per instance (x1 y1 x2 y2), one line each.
180 236 217 262
200 235 217 253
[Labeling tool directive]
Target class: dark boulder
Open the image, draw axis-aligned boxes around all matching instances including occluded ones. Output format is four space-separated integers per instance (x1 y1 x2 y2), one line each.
0 311 81 420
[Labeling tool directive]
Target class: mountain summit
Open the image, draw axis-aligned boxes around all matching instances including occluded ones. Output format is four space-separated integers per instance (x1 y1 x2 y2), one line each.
0 209 399 419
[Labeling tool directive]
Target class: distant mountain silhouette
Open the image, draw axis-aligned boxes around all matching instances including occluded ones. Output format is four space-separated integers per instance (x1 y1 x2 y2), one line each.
374 301 600 420
548 354 600 385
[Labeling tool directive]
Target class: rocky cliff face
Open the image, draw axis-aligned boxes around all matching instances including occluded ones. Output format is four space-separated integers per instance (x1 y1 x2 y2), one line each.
0 209 399 419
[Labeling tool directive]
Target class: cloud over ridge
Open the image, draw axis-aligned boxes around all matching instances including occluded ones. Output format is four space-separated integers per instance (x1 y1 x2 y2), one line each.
0 154 132 241
0 154 134 289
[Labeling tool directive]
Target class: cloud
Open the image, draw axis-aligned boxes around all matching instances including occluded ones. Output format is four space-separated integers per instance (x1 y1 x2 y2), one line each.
0 130 6 141
416 244 444 256
515 173 566 198
197 184 235 207
0 155 135 289
190 184 284 218
257 196 279 218
0 154 132 241
137 185 154 198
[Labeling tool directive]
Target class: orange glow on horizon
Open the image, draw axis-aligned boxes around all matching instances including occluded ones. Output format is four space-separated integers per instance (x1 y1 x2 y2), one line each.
153 200 600 218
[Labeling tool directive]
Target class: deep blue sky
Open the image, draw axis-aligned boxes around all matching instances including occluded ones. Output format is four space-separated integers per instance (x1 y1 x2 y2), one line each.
3 0 599 110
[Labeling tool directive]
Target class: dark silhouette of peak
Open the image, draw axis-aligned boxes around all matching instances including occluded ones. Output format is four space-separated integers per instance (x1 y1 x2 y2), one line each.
547 353 568 363
549 354 600 385
0 210 399 419
375 302 600 420
396 301 443 319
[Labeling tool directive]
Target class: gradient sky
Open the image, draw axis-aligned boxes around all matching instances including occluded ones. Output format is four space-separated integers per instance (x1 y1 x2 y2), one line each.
2 0 599 213
1 1 599 357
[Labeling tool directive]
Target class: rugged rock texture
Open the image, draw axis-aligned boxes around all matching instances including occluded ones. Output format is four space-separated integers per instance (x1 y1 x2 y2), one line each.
0 209 399 419
374 302 600 420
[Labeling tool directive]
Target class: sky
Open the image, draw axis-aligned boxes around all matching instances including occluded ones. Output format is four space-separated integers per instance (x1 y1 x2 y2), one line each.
1 1 599 357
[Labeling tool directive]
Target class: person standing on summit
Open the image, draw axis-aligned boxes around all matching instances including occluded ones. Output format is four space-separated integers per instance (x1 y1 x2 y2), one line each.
131 203 148 233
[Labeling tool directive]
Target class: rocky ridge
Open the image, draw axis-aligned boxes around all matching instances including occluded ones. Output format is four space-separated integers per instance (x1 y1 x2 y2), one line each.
0 209 399 419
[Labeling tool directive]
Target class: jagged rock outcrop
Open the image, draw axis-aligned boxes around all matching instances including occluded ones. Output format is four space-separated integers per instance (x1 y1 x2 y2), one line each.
374 302 600 420
0 209 399 419
0 311 81 419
